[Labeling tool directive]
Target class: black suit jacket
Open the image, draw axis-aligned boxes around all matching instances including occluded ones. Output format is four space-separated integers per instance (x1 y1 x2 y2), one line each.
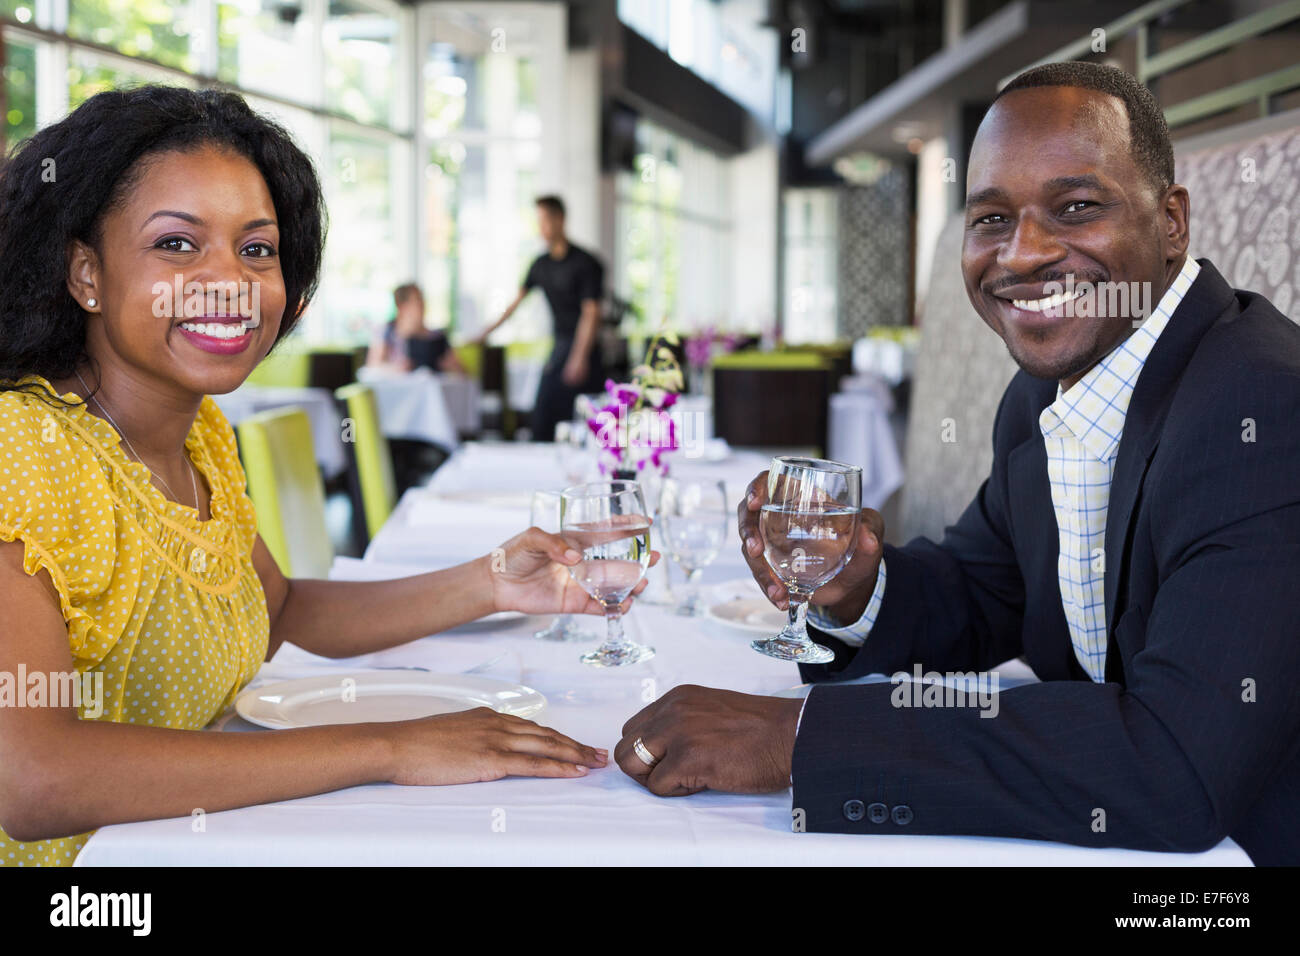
792 260 1300 864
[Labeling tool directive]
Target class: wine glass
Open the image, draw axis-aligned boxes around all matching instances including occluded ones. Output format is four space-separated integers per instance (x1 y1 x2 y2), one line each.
752 457 862 664
632 467 677 606
658 478 729 616
561 480 655 667
530 490 594 642
553 421 590 486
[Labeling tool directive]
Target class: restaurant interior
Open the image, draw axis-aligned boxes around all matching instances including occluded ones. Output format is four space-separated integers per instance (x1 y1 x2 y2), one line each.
1 0 1297 869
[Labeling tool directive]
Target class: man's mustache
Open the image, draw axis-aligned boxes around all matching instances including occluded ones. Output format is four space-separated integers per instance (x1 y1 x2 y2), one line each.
984 269 1110 294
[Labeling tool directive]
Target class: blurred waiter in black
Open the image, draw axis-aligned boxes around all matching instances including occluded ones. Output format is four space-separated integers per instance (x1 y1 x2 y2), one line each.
477 195 606 441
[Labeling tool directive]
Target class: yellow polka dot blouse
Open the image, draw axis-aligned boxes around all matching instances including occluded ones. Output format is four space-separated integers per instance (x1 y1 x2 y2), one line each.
0 376 269 866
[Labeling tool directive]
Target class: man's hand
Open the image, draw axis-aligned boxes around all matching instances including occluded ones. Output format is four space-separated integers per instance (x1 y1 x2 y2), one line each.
737 469 885 624
614 685 804 796
561 353 588 387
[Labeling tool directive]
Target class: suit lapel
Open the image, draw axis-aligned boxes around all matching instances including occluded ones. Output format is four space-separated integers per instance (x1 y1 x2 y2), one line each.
1102 259 1237 630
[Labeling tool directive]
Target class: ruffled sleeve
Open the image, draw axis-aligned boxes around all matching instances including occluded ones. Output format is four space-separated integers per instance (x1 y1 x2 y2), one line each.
0 389 132 663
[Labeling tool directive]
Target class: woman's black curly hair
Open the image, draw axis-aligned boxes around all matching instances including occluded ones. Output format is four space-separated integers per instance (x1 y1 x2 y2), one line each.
0 84 326 384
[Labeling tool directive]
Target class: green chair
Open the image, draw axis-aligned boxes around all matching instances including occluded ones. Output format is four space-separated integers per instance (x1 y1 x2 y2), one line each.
244 348 311 388
453 343 483 379
334 383 397 542
236 407 334 578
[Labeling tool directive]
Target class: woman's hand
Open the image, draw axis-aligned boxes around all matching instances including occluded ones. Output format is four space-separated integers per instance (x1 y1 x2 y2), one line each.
385 707 608 785
485 526 659 616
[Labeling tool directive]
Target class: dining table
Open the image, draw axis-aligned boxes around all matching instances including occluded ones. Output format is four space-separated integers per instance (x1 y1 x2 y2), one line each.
355 365 473 449
73 441 1252 866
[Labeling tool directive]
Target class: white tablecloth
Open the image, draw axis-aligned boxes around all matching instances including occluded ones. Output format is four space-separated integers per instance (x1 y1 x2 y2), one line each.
74 443 1251 866
828 374 905 509
438 373 481 436
213 385 347 478
356 366 462 450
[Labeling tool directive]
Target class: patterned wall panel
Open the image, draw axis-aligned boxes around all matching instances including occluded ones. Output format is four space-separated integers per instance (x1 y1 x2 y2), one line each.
899 213 1021 543
1176 125 1300 320
837 169 912 337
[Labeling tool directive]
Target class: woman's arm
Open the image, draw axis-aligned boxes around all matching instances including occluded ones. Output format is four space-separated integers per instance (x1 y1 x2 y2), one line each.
258 529 657 660
0 541 605 843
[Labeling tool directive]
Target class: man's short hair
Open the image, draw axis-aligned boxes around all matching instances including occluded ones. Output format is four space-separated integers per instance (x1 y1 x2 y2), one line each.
995 61 1174 197
535 195 566 219
393 282 421 308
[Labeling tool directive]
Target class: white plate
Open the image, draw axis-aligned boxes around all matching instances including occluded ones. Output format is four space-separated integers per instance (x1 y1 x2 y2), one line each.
705 597 788 634
235 671 546 729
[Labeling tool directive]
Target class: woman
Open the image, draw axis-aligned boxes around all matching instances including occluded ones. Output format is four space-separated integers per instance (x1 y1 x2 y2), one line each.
0 86 647 866
366 283 467 375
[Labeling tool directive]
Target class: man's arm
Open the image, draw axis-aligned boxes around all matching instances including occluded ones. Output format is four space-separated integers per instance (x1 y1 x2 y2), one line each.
800 379 1035 682
563 298 601 386
794 369 1300 851
477 287 528 344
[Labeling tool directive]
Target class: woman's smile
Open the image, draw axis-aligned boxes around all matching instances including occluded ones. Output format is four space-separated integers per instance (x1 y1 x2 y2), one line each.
175 315 259 355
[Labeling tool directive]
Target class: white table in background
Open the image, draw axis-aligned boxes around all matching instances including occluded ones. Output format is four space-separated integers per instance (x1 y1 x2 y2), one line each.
74 443 1252 866
213 385 347 478
356 366 462 450
438 373 481 436
828 373 904 509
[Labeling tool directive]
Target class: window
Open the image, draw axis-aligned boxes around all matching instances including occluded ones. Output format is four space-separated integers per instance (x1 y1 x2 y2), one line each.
217 0 316 106
618 0 777 124
2 33 37 147
66 49 195 109
65 0 201 72
782 188 838 344
2 0 417 348
615 120 732 336
318 124 404 342
324 1 399 128
419 3 563 343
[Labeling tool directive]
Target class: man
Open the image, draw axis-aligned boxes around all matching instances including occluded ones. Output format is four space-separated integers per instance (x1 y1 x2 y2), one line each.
613 62 1300 865
367 283 466 375
477 195 606 441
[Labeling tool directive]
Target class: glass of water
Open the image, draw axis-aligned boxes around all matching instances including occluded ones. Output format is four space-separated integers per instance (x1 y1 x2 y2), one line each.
752 457 861 664
529 490 594 642
658 478 729 616
561 480 655 667
553 420 590 486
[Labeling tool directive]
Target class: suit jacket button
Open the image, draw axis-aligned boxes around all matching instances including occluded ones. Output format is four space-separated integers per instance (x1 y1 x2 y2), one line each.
842 799 866 822
891 804 914 826
867 802 889 824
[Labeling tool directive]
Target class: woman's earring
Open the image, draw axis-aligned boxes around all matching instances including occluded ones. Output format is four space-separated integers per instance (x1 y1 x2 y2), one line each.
86 298 97 309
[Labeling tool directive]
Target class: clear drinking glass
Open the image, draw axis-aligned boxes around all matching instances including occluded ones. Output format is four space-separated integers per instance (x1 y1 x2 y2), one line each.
553 421 589 486
752 457 862 664
530 490 595 642
561 480 655 667
633 467 677 606
658 478 729 616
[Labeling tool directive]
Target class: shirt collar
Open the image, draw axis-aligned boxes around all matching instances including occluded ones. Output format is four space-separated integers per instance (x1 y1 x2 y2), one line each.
1039 257 1202 462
